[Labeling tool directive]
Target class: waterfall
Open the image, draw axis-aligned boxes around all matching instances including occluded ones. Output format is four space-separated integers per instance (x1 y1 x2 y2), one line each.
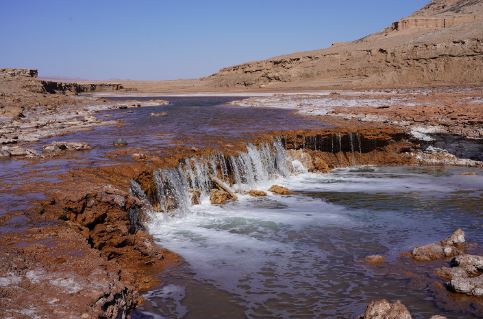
356 133 362 154
137 138 295 215
349 133 356 165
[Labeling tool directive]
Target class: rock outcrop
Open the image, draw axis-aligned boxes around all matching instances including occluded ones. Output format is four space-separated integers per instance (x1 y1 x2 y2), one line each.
40 80 123 95
0 68 38 78
206 0 483 89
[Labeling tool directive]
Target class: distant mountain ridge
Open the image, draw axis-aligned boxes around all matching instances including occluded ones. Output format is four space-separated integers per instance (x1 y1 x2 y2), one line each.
205 0 483 89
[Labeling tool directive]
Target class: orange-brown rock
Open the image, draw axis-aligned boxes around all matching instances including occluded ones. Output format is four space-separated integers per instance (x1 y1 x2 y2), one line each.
312 154 331 173
210 189 232 205
365 255 386 265
248 190 267 197
269 185 291 195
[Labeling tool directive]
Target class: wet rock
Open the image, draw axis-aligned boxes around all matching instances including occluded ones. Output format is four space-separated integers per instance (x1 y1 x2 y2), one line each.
113 138 128 147
365 255 385 265
0 149 10 158
248 190 267 197
312 155 331 173
43 141 91 154
269 185 291 195
43 183 169 290
1 145 39 158
360 299 412 319
411 229 465 261
448 273 483 296
287 149 314 171
191 190 201 205
210 176 238 201
437 254 483 296
132 153 147 160
210 189 232 205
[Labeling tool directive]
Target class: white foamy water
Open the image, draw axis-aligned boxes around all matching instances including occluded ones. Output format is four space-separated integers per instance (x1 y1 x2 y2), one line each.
140 164 483 318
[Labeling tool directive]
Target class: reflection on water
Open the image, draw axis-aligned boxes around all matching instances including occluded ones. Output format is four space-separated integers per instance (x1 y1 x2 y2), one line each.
137 166 482 319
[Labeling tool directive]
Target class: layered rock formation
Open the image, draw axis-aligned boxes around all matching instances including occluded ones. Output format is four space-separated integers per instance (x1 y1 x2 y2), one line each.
205 0 483 89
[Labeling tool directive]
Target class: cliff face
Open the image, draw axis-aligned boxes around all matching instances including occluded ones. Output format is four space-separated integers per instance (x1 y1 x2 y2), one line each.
206 0 483 89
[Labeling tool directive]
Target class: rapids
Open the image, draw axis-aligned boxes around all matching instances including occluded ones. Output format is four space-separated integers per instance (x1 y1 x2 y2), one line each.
131 142 483 319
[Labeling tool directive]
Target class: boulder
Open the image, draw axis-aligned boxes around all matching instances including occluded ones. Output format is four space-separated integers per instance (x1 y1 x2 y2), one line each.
411 229 465 261
269 185 291 195
248 190 267 197
360 299 412 319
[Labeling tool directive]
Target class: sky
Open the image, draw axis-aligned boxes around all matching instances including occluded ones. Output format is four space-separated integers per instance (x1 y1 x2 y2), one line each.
0 0 429 80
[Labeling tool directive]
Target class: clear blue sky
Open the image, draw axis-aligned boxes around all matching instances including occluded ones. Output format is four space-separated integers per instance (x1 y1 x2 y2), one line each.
0 0 429 80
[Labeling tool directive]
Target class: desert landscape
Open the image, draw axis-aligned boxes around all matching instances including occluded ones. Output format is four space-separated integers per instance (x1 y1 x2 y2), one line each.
0 0 482 318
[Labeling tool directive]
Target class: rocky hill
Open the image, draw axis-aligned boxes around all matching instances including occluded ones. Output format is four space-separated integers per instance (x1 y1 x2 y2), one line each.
0 68 123 117
205 0 483 89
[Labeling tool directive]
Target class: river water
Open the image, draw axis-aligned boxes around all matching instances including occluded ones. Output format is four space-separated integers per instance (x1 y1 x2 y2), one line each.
135 164 482 319
1 96 481 318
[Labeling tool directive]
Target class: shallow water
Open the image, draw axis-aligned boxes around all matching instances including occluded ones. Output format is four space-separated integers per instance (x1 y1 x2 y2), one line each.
0 96 325 215
136 166 482 319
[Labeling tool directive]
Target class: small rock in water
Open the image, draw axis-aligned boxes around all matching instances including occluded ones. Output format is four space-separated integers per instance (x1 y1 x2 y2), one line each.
437 254 483 296
460 172 477 176
269 185 291 195
364 255 385 265
43 141 91 154
360 299 412 319
411 229 465 261
132 153 147 160
248 190 267 197
191 190 201 205
150 112 167 117
113 138 128 147
210 189 232 205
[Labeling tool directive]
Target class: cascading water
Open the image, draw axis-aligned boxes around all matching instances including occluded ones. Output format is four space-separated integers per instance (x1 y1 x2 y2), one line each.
140 138 296 216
